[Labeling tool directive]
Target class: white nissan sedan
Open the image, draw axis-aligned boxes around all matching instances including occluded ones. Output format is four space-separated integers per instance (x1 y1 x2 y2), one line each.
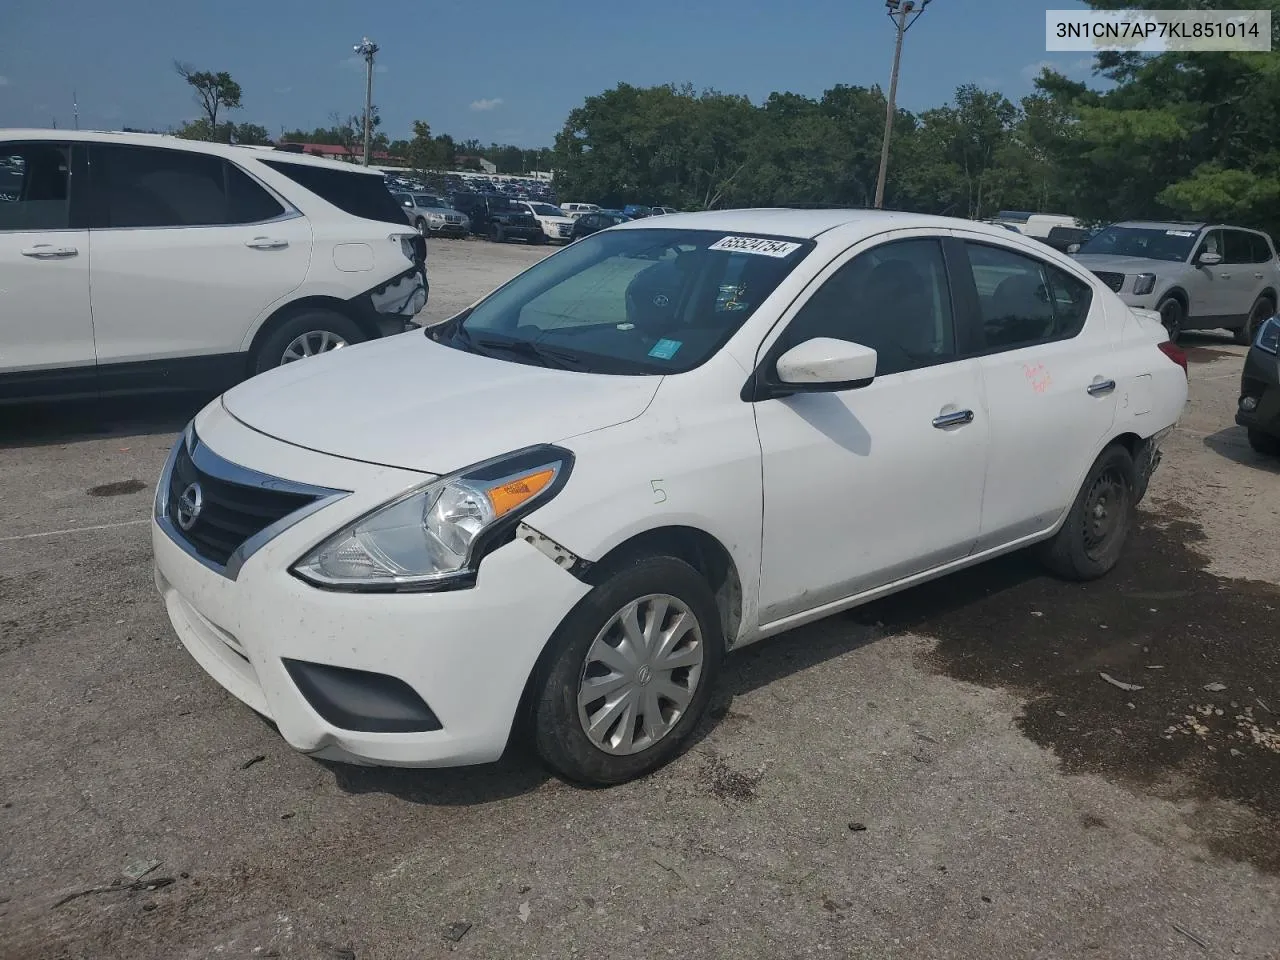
152 210 1188 785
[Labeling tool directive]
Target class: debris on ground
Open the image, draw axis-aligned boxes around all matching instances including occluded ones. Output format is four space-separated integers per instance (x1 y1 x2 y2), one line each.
1099 672 1143 692
53 876 175 909
1171 922 1209 950
317 942 355 960
518 901 531 923
847 822 868 832
441 922 472 943
240 755 267 770
121 858 161 882
1204 682 1228 693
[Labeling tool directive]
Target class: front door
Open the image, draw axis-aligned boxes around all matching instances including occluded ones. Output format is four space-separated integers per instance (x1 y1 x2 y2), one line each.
0 140 95 400
949 233 1119 548
753 232 988 626
86 143 311 391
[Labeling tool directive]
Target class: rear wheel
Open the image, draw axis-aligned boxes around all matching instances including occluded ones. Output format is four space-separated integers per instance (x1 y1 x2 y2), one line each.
1236 295 1274 346
1036 444 1135 581
490 224 505 243
1248 428 1280 456
531 555 723 786
253 309 364 374
1158 296 1184 343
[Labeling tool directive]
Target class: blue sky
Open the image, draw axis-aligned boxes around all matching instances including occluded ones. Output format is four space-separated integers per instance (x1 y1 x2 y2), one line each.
0 0 1098 147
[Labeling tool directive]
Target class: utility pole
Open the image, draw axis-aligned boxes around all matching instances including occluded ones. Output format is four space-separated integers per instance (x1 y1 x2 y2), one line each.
874 0 932 209
73 90 79 130
353 37 379 166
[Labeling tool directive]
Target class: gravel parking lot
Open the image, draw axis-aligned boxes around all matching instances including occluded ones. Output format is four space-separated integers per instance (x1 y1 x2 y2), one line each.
2 238 1278 960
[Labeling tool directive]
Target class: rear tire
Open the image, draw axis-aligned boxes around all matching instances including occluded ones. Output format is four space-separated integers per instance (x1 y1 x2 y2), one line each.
490 224 505 243
531 555 723 786
1247 428 1280 456
1158 296 1184 343
1036 444 1135 581
252 309 364 375
1236 295 1274 345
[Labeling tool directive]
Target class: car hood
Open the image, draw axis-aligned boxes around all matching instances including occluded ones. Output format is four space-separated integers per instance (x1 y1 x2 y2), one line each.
419 206 462 216
1072 253 1185 274
221 333 662 474
537 216 575 226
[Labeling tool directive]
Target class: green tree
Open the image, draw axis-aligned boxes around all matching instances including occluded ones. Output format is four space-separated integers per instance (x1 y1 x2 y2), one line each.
173 62 242 141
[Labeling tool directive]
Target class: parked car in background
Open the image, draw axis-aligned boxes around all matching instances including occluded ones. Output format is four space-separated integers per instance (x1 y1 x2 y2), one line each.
561 202 601 219
518 201 576 243
623 204 653 219
1041 225 1093 253
1072 221 1280 343
1237 311 1280 455
0 130 427 403
152 209 1187 787
652 206 680 216
393 192 469 238
569 210 631 241
449 193 544 243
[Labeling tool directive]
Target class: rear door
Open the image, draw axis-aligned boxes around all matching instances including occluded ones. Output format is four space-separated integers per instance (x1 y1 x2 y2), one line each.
87 143 311 392
0 140 95 399
950 233 1118 549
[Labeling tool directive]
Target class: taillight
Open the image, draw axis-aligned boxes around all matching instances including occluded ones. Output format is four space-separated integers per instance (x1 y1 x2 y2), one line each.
1158 340 1188 376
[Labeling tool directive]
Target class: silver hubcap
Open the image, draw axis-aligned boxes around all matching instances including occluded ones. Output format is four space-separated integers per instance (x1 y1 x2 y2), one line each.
281 330 347 364
577 594 704 756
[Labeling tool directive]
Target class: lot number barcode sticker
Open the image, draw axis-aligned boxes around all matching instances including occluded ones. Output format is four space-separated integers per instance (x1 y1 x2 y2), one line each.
709 236 802 258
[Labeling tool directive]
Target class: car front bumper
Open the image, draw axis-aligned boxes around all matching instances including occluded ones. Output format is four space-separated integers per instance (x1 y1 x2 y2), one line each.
151 405 590 767
1236 345 1280 438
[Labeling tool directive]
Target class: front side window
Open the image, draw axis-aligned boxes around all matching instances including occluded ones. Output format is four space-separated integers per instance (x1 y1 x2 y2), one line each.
0 142 71 231
442 228 813 375
965 242 1092 351
1194 229 1224 261
779 238 955 376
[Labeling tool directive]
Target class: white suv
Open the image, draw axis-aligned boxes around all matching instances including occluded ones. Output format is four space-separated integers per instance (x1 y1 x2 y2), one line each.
0 131 428 403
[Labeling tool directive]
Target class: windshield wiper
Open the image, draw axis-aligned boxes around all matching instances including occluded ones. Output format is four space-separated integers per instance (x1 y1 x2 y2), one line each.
470 334 584 371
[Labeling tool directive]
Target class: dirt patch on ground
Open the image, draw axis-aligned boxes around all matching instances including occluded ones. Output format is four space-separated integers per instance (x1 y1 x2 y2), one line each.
1182 345 1237 364
855 504 1280 873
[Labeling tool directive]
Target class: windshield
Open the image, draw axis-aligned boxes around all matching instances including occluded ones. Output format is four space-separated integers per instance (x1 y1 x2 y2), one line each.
1077 225 1199 262
530 203 564 217
414 194 444 208
440 228 813 375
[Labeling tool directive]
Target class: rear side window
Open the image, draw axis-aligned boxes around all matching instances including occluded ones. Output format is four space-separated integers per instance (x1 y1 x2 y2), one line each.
0 142 71 231
1243 231 1274 264
93 145 285 228
964 242 1092 351
262 160 407 225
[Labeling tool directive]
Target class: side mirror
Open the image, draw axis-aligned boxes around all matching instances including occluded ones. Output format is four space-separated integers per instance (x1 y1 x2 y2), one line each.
1198 251 1223 266
1067 243 1081 254
773 338 877 392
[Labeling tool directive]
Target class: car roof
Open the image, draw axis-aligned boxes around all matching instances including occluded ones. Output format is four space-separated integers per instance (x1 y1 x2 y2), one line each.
1 128 384 176
1114 220 1208 231
611 208 1021 240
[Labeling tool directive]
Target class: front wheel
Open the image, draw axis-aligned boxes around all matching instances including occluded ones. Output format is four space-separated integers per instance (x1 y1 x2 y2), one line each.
414 217 428 236
1035 444 1136 581
1158 297 1184 343
1248 428 1280 457
1236 295 1274 346
531 556 723 786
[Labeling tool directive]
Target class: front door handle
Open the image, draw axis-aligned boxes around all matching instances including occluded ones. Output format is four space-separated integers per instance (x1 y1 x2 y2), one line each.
1256 273 1266 280
1087 378 1117 396
1219 273 1232 279
21 244 78 259
932 409 974 429
245 237 289 250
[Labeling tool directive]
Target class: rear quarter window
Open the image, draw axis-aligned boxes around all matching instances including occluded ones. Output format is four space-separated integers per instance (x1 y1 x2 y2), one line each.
261 160 407 225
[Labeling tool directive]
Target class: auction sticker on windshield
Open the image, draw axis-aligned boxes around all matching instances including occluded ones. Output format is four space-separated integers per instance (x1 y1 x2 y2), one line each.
648 338 683 360
708 236 803 258
1166 230 1196 237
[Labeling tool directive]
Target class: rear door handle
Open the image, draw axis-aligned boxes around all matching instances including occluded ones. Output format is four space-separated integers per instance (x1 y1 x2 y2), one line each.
245 237 289 250
1256 273 1266 280
1219 273 1232 279
21 244 78 259
1087 378 1117 396
932 409 974 429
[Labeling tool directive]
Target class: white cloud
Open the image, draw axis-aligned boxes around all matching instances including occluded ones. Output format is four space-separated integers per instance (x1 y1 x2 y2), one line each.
1020 60 1056 83
274 85 294 95
1072 56 1096 72
0 76 9 87
470 97 504 112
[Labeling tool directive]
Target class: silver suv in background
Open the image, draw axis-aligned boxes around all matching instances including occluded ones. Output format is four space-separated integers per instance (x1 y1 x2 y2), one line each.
393 192 469 239
1072 221 1280 343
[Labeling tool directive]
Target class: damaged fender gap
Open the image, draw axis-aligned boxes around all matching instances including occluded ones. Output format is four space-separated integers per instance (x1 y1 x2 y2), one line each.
517 522 593 580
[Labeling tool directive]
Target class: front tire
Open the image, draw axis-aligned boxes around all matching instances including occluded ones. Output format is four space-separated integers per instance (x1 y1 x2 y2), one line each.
1158 296 1184 343
414 217 428 236
1036 444 1136 581
1248 428 1280 456
252 309 364 374
531 556 723 786
1236 295 1274 346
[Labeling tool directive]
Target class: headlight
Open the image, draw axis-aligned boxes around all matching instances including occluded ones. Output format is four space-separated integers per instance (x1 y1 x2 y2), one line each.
428 212 445 222
292 445 573 592
1132 273 1157 296
1257 315 1280 355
